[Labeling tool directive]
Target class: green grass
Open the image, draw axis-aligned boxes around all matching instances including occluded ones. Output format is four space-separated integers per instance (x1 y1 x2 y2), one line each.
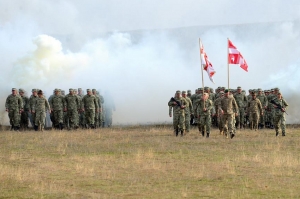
0 126 300 198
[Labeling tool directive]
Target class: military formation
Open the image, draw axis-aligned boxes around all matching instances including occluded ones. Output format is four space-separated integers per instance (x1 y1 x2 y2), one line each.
168 86 288 138
5 88 115 131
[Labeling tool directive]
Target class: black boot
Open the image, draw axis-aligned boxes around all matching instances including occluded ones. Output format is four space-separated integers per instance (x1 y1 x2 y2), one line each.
180 130 184 137
230 132 235 139
59 123 64 130
206 132 210 138
175 129 179 137
34 125 38 131
282 131 286 136
270 125 274 129
201 131 205 137
275 130 279 137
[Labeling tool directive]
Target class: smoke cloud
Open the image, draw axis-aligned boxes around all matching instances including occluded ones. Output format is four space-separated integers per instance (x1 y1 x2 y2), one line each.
0 0 300 124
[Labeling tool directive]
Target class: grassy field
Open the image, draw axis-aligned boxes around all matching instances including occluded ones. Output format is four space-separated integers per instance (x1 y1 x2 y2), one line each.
0 125 300 199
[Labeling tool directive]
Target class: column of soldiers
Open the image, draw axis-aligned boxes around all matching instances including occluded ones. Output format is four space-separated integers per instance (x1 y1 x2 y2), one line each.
5 88 115 132
168 86 288 138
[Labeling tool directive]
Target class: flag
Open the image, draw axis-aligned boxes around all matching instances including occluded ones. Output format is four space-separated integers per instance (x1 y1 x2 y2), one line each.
200 40 216 83
228 39 248 72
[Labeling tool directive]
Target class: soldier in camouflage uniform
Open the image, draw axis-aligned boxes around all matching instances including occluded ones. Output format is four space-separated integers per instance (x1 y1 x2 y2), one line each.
19 89 29 131
267 89 275 129
218 89 239 139
65 88 80 130
182 91 193 133
256 88 268 129
215 91 224 134
168 90 187 136
272 92 288 136
32 90 51 131
78 88 86 128
97 91 105 127
234 86 247 129
81 89 99 129
5 88 23 131
29 89 38 128
48 90 55 126
92 89 101 128
195 93 213 137
49 88 65 130
246 92 263 131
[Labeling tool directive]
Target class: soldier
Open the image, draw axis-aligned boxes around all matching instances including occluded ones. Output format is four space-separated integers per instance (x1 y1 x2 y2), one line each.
48 90 55 125
187 90 192 98
196 93 213 137
182 91 193 133
5 88 23 131
29 89 38 128
81 89 99 129
267 89 275 129
19 89 29 131
168 90 187 136
256 88 268 129
65 88 80 130
32 90 51 131
246 92 263 131
49 88 65 130
215 91 224 134
234 86 247 129
97 90 105 127
78 88 85 128
272 92 288 136
218 89 239 139
92 89 101 128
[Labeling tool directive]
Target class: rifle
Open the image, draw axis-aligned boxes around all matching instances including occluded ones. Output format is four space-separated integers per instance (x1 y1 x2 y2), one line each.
270 99 288 115
170 97 182 107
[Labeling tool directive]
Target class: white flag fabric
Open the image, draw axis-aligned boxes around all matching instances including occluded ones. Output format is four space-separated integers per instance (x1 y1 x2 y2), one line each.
200 40 216 83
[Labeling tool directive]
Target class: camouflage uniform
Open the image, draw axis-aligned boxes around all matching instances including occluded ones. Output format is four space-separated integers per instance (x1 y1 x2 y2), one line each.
272 93 288 136
5 88 23 131
234 87 247 129
65 89 80 130
92 89 101 128
97 91 105 127
182 91 193 133
196 94 213 137
77 88 86 128
214 91 224 134
29 89 38 128
168 91 187 136
49 89 66 129
32 91 50 131
218 90 239 139
19 89 30 131
81 89 99 128
256 89 268 128
247 93 263 131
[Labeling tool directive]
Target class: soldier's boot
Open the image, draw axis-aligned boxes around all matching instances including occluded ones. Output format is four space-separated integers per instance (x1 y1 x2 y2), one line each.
34 125 38 131
206 132 210 138
14 126 20 132
250 122 253 130
230 132 235 139
282 131 286 136
275 130 279 137
175 129 179 137
59 123 64 130
91 124 95 129
201 131 205 137
270 124 274 129
180 130 184 137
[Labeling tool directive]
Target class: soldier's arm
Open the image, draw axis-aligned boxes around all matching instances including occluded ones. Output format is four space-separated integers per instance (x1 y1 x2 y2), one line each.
232 98 239 114
94 97 99 110
207 100 213 111
189 99 193 114
264 96 268 107
169 106 172 117
45 98 50 111
168 100 174 106
283 100 288 109
258 100 263 114
18 96 24 111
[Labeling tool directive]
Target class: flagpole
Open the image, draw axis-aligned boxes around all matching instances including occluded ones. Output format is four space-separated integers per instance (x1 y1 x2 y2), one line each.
199 38 204 91
199 38 205 109
227 38 229 89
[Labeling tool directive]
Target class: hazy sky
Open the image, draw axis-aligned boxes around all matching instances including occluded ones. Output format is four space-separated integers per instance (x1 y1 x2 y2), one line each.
1 0 300 124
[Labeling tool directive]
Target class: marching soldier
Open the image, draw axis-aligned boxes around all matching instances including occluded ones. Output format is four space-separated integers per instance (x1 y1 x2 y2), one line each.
234 86 247 129
246 92 263 131
32 90 51 131
5 88 23 131
81 89 99 129
19 89 29 131
256 88 268 129
49 88 65 130
182 91 193 133
65 89 80 130
272 92 288 136
195 93 213 137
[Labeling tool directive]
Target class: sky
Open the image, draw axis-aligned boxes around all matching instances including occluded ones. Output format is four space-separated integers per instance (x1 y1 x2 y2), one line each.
0 0 300 124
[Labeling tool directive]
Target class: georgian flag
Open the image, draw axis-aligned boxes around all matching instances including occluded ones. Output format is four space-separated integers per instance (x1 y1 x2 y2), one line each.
228 39 248 72
200 40 216 83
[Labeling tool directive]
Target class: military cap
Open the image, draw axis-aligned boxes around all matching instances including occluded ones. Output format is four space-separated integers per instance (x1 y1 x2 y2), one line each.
176 90 181 94
19 88 24 92
274 87 279 91
37 90 43 94
54 88 59 92
204 86 209 90
32 89 37 92
182 91 186 94
221 87 225 90
237 86 242 89
92 89 96 92
258 88 262 91
78 88 82 90
12 88 17 91
251 91 256 95
187 90 191 93
224 89 229 93
69 88 73 92
87 89 91 92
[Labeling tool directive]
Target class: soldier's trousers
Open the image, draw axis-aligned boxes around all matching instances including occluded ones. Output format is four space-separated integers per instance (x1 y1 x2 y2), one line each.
35 111 46 127
199 114 211 133
67 109 78 128
85 109 96 125
20 111 29 128
217 114 224 131
79 112 86 127
222 114 234 134
236 108 245 126
8 109 20 127
274 114 286 133
53 109 63 126
94 111 100 127
173 112 185 131
185 114 191 132
249 112 259 129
